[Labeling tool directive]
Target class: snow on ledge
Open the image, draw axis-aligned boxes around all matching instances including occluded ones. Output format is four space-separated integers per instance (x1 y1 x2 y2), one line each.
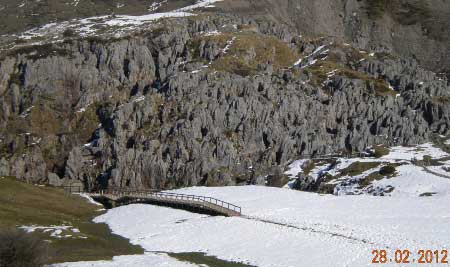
15 0 225 44
176 0 224 12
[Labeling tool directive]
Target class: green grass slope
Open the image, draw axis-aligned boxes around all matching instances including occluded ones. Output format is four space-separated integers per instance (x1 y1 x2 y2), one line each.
0 177 143 264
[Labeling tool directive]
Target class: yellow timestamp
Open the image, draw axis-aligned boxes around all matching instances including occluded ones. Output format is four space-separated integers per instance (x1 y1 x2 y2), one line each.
372 249 448 264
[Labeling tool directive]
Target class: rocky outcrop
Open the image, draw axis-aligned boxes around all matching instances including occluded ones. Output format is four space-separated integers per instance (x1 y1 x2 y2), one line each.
0 14 449 190
218 0 450 73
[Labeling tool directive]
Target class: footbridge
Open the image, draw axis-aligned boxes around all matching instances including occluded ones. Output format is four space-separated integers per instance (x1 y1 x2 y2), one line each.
65 187 242 217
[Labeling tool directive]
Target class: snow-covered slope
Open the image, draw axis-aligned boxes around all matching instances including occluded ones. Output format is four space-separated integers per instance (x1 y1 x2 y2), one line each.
285 142 450 197
55 186 450 267
54 141 450 266
1 0 224 50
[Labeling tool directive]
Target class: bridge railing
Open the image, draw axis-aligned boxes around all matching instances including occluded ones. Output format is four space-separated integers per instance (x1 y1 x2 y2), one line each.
148 191 242 215
63 186 84 194
63 186 241 215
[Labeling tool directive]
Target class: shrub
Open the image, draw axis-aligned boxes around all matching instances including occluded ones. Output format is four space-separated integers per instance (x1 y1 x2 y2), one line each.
379 164 396 176
266 169 290 188
62 28 76 38
0 229 48 267
340 162 381 177
373 145 389 158
366 0 389 19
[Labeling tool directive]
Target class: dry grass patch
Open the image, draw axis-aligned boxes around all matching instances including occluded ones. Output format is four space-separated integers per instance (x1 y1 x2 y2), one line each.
307 59 396 97
205 32 298 76
358 163 399 188
0 177 143 264
339 162 381 177
372 145 390 158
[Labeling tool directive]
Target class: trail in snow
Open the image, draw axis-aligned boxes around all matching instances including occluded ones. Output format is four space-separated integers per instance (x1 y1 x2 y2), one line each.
241 215 384 247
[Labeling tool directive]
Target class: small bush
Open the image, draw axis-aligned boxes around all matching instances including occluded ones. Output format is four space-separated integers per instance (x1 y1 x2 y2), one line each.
266 169 290 188
62 28 76 38
421 155 443 166
301 160 316 176
358 171 383 188
340 162 381 177
373 145 389 158
0 229 48 267
379 164 396 176
366 0 389 19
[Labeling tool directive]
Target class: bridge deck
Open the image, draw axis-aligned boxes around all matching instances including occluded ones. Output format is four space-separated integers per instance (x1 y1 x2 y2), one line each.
75 189 242 217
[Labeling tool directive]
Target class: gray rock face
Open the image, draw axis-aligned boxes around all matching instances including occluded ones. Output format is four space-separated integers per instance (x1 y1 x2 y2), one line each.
218 0 450 73
0 14 449 190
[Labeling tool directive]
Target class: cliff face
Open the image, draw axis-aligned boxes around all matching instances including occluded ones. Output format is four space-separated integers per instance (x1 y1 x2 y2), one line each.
0 5 449 190
217 0 450 73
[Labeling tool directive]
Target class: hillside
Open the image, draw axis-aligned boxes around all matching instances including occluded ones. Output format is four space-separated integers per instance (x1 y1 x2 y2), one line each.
2 0 450 73
0 177 143 264
0 0 449 192
1 1 450 266
284 141 450 196
0 0 193 35
216 0 450 73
